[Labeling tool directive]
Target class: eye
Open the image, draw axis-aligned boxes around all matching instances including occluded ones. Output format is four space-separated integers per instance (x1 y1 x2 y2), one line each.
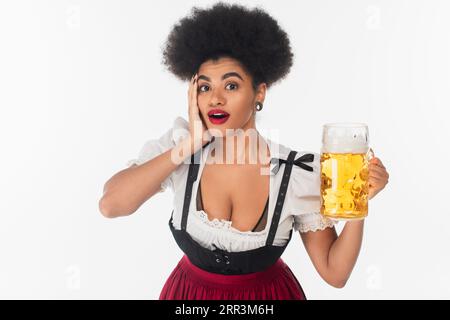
226 83 238 90
198 84 209 92
198 82 238 93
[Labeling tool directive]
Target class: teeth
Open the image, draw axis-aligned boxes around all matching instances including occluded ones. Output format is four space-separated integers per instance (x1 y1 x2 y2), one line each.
210 113 228 118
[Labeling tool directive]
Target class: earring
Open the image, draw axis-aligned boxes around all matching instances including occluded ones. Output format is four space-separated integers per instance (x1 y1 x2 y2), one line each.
255 102 263 111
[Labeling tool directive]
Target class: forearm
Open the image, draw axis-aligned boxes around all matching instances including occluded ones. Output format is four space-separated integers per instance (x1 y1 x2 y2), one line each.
326 220 364 286
99 138 194 218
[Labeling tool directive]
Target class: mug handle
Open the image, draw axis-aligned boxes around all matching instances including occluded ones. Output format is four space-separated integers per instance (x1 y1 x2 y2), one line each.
366 147 374 161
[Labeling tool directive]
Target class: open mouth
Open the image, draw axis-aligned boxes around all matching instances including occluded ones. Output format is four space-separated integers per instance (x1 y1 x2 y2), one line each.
209 113 228 119
207 109 230 124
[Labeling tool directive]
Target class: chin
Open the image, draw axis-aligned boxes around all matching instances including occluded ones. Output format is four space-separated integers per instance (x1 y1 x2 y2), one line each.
209 129 229 139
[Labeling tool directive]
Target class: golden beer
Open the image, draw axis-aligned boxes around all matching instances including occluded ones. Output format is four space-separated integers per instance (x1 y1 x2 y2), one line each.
320 152 369 220
320 123 371 220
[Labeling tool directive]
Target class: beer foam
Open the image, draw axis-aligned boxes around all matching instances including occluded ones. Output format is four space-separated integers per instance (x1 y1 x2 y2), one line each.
322 123 369 154
321 142 369 154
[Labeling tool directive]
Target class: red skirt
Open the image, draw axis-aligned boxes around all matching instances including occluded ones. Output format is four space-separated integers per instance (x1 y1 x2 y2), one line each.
159 255 306 300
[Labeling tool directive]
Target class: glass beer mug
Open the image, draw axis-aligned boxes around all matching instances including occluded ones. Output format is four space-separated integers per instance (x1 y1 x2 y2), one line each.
320 123 373 220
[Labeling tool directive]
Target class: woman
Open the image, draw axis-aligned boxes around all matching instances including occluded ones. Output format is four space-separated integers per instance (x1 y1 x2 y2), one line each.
99 2 389 300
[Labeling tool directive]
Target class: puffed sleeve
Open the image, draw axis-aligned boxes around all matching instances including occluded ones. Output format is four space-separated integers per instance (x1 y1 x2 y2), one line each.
125 116 190 193
288 151 338 233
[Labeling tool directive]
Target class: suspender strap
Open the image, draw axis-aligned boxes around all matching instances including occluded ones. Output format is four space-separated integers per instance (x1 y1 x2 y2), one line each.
180 140 213 230
266 150 297 246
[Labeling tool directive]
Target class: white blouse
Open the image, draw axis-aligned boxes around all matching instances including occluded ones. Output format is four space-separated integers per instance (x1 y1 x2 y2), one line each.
126 116 337 252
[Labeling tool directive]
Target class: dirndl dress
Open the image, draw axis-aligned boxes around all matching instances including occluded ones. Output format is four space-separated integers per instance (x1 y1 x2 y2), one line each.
160 141 312 300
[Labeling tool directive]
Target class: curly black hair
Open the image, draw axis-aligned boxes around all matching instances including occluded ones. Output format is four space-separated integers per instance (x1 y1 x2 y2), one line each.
161 2 294 91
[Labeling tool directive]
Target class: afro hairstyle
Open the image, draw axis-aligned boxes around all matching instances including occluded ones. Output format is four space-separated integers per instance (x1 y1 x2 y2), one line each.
161 2 294 91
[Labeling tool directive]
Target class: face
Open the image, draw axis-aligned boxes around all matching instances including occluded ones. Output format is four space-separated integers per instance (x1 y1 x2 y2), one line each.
196 56 266 137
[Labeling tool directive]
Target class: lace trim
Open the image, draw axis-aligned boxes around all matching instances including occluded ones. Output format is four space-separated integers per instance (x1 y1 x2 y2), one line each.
191 210 268 237
295 212 338 233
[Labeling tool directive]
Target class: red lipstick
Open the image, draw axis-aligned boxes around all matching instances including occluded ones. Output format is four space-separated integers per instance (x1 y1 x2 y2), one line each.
207 109 230 125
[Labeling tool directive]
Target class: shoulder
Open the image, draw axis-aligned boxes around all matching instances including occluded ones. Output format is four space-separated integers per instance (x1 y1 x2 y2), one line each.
270 139 320 181
146 115 190 150
171 116 190 144
126 115 189 166
270 139 321 201
270 139 319 163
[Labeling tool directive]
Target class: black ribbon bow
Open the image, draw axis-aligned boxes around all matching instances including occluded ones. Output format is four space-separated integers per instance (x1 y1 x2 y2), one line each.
270 153 315 175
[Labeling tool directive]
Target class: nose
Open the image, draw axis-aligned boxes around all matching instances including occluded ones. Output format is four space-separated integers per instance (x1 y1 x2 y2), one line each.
208 88 226 107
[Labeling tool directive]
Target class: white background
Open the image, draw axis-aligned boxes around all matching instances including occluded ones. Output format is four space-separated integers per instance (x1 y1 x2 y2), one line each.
1 0 449 299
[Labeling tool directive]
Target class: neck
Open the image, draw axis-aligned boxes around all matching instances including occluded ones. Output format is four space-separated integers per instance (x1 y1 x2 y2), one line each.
211 117 270 165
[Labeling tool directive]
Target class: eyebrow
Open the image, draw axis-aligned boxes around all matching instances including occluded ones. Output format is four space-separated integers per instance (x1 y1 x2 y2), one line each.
198 72 244 82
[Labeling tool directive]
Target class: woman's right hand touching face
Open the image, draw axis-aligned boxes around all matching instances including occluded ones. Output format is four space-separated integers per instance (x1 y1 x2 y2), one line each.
188 73 212 152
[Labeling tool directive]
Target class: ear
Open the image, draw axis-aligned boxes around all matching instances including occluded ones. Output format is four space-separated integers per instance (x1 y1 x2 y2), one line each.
255 82 267 104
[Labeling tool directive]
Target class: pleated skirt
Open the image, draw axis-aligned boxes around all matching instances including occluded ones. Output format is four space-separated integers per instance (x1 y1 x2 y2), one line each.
159 255 306 300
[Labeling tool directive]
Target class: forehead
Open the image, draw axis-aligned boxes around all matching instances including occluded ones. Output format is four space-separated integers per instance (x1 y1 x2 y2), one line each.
198 57 247 77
